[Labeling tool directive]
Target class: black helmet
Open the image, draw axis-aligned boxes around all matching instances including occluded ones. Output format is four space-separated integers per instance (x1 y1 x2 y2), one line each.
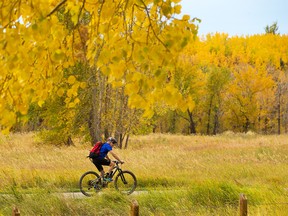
107 137 117 144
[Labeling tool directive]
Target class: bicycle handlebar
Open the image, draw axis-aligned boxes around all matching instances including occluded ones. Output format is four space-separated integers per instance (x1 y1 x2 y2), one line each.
113 160 124 165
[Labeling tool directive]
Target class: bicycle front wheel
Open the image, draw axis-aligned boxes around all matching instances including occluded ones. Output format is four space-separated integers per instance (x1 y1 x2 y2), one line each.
114 170 137 195
79 171 101 197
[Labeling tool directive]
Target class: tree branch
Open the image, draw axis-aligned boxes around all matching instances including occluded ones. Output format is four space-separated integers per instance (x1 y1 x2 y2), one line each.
138 0 170 52
46 0 67 18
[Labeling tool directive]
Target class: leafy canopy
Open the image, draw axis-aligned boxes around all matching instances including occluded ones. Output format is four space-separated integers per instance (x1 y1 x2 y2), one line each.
0 0 198 133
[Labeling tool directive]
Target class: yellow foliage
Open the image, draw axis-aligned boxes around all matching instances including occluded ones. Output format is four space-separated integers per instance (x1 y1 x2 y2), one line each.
143 109 154 118
173 5 182 14
67 76 76 84
57 88 65 97
79 82 87 89
128 94 146 109
1 0 288 133
38 100 45 107
125 83 140 95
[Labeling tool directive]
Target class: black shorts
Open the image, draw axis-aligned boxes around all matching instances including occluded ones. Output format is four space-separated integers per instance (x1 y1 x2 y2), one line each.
92 158 111 172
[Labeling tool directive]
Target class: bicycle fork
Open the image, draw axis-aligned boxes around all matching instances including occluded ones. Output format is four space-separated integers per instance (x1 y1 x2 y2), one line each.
119 171 128 184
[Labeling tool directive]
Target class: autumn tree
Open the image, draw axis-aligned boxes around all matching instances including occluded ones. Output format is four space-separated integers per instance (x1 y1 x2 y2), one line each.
0 0 198 146
224 65 275 132
203 67 230 134
173 38 206 134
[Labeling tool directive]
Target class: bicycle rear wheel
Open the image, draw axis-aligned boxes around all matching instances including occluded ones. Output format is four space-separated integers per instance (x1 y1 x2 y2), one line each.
114 170 137 195
79 171 101 197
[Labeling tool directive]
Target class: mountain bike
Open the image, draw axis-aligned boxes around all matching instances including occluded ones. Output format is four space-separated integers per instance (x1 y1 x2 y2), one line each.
79 160 137 197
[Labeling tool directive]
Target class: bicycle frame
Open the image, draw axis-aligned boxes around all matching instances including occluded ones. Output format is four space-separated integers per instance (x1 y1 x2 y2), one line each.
110 162 128 184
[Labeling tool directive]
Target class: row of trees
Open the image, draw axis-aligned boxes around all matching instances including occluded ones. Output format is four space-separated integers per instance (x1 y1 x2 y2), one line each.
22 33 288 144
156 33 288 135
1 1 287 147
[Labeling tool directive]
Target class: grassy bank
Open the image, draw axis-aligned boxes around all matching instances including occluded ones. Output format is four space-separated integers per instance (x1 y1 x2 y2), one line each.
1 132 288 215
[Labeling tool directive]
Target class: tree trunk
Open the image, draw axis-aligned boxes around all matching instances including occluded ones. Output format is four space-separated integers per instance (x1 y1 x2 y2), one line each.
65 136 74 146
104 128 109 140
244 116 250 133
124 134 130 149
103 81 111 140
277 92 281 134
116 87 125 148
119 133 123 149
213 108 219 135
88 68 101 145
206 96 213 135
264 117 268 134
187 109 196 134
169 112 177 133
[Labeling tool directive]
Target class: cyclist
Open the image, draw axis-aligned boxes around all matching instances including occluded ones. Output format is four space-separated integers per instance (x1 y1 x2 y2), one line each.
92 137 124 182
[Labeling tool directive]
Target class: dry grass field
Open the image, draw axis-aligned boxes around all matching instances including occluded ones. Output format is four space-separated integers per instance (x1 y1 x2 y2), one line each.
1 132 288 215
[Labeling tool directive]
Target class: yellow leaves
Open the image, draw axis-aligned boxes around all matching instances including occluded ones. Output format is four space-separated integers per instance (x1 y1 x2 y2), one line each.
80 82 87 89
38 100 45 107
111 17 119 25
67 75 76 84
125 82 140 95
57 88 65 97
161 2 172 18
20 2 33 16
1 127 11 135
52 49 66 62
142 109 154 119
0 115 15 134
0 109 16 131
173 5 182 14
109 60 126 80
1 0 287 135
182 15 190 21
101 4 112 21
67 86 78 98
98 49 111 66
18 103 29 115
59 76 87 109
63 61 74 69
186 96 195 111
68 98 80 108
132 72 143 82
134 9 146 23
71 15 78 26
160 16 195 53
128 94 146 109
163 84 182 107
65 2 81 25
51 26 66 44
225 65 275 122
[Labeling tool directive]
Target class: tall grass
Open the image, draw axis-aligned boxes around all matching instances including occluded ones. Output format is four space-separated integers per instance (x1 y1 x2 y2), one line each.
1 132 288 215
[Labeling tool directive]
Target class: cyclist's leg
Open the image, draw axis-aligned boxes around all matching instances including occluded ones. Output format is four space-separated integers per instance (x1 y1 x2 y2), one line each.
107 160 116 176
94 158 111 178
99 159 114 180
92 159 105 178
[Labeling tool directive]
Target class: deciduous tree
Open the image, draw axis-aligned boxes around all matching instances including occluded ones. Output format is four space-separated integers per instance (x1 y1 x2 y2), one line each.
0 0 198 141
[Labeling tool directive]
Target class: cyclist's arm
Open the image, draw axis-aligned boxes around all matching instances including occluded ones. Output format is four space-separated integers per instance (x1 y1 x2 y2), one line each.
109 150 124 163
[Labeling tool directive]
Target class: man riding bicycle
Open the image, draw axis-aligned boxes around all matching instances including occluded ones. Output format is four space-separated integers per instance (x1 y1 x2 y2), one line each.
91 137 124 182
80 139 137 196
